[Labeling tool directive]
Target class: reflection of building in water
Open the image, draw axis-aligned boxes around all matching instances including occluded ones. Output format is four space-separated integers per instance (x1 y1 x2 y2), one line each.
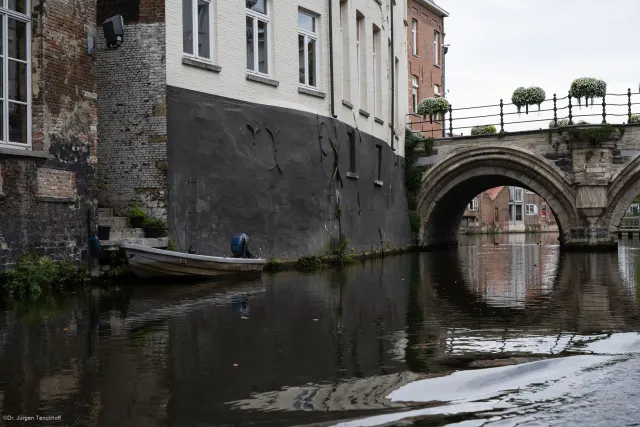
461 186 558 233
458 235 559 308
618 242 640 300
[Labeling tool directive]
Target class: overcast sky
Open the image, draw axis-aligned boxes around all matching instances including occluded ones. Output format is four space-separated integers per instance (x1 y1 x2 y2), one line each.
435 0 640 133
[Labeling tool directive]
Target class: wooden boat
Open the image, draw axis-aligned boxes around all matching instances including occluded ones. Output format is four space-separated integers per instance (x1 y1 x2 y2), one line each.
120 243 266 280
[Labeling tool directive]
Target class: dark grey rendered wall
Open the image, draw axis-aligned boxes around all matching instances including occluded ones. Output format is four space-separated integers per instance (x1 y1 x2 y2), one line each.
166 86 412 259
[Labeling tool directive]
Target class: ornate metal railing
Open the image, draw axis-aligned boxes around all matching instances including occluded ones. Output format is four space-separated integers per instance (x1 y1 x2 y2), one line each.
411 89 640 137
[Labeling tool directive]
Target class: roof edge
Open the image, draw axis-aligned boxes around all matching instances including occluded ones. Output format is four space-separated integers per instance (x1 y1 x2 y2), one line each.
416 0 450 17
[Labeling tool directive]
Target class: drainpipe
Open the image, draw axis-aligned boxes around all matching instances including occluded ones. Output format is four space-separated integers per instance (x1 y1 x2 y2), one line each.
442 42 447 138
328 0 337 118
390 0 395 150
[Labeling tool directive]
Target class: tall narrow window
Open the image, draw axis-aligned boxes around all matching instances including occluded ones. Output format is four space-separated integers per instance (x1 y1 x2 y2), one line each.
388 39 392 122
376 145 382 181
356 12 365 106
434 31 440 66
183 0 212 60
340 0 350 101
467 197 478 211
394 57 399 126
348 131 356 173
246 0 269 75
434 83 440 96
3 7 30 146
298 10 318 88
411 19 417 56
373 25 381 118
412 76 419 113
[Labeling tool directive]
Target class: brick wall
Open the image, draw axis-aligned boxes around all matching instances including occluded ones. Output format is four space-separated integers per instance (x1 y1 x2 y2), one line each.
0 0 98 268
96 0 167 218
407 0 445 137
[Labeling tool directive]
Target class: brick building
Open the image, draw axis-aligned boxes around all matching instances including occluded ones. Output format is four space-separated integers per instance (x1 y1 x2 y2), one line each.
461 186 558 233
406 0 448 138
0 0 98 268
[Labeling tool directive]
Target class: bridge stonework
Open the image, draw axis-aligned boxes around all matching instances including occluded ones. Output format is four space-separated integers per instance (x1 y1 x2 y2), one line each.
416 124 640 250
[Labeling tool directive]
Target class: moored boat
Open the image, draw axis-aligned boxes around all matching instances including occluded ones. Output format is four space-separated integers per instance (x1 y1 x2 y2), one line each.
120 243 266 280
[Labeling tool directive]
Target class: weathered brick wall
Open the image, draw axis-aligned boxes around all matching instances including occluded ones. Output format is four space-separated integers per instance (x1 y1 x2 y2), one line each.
96 0 167 218
0 0 98 268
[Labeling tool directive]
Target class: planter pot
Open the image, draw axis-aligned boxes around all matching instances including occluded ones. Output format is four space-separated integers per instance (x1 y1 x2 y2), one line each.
130 217 145 228
145 227 168 238
98 226 111 241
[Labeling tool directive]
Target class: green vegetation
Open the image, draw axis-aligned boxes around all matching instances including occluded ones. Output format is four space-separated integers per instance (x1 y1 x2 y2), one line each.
567 124 615 145
405 129 432 244
167 238 177 251
417 97 450 119
471 125 497 136
143 217 167 229
0 253 89 300
511 86 546 113
630 115 639 124
568 77 607 106
129 204 146 220
296 255 324 271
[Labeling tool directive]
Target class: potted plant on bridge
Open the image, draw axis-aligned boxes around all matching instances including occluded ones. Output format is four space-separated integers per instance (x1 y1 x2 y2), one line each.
417 97 450 124
471 125 497 135
568 77 606 107
511 86 546 114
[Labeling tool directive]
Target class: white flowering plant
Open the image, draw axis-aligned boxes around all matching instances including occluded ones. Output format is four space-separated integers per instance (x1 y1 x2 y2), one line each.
417 97 450 119
568 78 607 106
511 86 546 114
471 125 496 135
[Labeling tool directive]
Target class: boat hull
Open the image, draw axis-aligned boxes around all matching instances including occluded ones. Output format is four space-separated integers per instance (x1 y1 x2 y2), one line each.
120 243 265 280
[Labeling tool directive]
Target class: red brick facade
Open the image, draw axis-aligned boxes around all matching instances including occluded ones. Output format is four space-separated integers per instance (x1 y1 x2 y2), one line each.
407 0 447 138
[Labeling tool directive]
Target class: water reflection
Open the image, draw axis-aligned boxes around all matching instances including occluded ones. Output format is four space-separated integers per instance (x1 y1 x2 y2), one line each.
1 238 640 426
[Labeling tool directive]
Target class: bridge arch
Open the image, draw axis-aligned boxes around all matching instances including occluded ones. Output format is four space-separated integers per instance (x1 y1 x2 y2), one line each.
417 145 579 247
604 153 640 232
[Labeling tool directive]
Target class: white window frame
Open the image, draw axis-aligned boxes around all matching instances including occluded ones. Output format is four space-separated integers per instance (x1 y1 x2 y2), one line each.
467 197 478 211
1 3 32 149
434 83 440 96
412 76 418 113
183 0 214 62
525 189 535 194
434 30 439 66
356 14 361 102
298 10 318 89
372 28 377 114
525 204 536 215
514 188 523 203
246 1 270 77
411 19 417 56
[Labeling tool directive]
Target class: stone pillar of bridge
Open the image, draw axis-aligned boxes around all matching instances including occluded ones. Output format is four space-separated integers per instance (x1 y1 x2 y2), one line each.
565 134 619 250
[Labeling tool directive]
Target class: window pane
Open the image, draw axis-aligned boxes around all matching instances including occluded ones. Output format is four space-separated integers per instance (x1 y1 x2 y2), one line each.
183 0 193 54
257 20 268 74
197 0 210 58
246 0 266 14
8 19 27 60
298 12 315 33
8 0 27 14
298 34 305 84
307 38 316 87
8 60 26 102
0 102 3 142
8 102 27 144
246 16 254 70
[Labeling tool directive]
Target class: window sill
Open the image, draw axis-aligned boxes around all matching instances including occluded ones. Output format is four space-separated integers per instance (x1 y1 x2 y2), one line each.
342 99 354 109
412 54 420 59
0 146 48 159
36 195 77 204
359 109 370 118
434 64 441 69
298 87 326 98
182 57 221 73
246 73 279 87
375 0 382 4
346 172 359 180
374 180 384 187
374 117 384 125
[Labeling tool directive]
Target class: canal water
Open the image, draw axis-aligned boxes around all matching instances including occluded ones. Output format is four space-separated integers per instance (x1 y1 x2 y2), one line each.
2 234 640 426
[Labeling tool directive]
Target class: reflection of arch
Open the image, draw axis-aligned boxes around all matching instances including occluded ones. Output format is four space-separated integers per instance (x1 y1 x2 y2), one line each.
417 145 578 246
604 154 640 231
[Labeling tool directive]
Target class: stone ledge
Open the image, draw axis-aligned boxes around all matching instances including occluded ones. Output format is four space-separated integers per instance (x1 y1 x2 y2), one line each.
246 73 279 87
374 180 384 187
374 117 384 125
36 195 77 203
0 146 49 159
359 109 370 118
298 87 326 98
182 57 222 73
342 99 354 109
346 172 359 179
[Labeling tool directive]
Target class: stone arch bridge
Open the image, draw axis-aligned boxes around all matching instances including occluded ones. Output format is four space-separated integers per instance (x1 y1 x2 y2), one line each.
417 124 640 250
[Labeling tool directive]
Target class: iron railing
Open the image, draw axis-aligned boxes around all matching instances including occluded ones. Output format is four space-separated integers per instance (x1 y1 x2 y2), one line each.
410 89 640 137
620 217 640 231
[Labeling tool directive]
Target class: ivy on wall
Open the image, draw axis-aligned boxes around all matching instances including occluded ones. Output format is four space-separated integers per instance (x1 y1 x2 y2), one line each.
405 129 432 244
